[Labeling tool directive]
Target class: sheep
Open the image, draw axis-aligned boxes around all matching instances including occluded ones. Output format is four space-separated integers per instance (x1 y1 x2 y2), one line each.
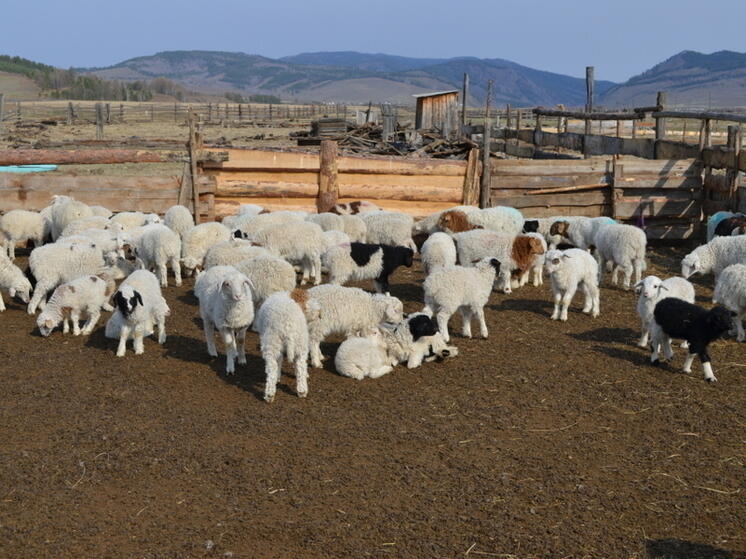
307 212 345 232
60 216 112 237
517 232 547 287
593 223 646 289
67 228 125 257
231 210 306 239
106 270 170 357
203 238 270 270
50 197 93 240
330 200 381 215
436 209 484 234
0 209 50 259
27 243 133 314
0 253 32 311
181 222 231 275
334 328 398 380
712 263 746 342
252 221 326 285
361 211 417 251
438 207 524 237
635 276 695 348
36 273 116 336
306 284 403 368
194 266 255 374
549 216 616 250
413 206 477 236
380 313 458 369
323 242 413 293
707 211 735 241
421 257 500 342
234 255 297 305
254 289 321 402
89 205 113 218
714 213 746 238
164 205 194 240
237 204 264 217
420 232 457 275
339 214 367 242
649 298 735 382
130 224 182 287
322 229 351 249
110 211 161 231
544 248 600 322
681 236 746 280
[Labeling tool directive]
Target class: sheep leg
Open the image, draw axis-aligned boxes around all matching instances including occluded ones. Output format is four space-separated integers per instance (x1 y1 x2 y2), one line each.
661 336 674 361
170 257 182 287
222 329 237 375
264 353 281 403
157 263 168 287
550 291 562 320
156 315 167 345
312 254 322 286
203 317 218 357
595 255 605 284
735 311 745 342
620 262 633 290
700 355 717 383
368 365 394 379
62 318 70 334
559 286 577 322
7 240 15 261
475 306 488 339
633 258 645 286
295 355 309 397
235 327 247 365
309 336 323 368
436 310 452 343
638 326 650 348
0 293 5 312
682 352 695 374
133 330 145 355
532 266 542 287
116 324 131 357
27 280 54 315
82 309 101 335
69 311 82 336
460 307 473 338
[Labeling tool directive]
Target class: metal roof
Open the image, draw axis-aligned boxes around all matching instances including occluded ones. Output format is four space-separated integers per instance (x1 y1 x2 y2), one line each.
412 90 459 99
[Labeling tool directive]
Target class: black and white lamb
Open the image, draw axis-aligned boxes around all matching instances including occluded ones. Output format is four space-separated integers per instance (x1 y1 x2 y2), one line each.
323 242 414 293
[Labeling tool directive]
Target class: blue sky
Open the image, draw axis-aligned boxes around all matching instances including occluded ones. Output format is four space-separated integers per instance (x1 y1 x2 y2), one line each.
2 0 745 82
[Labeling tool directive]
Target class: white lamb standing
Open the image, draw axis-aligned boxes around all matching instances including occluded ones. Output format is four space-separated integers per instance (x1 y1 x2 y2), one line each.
37 273 116 336
254 289 321 402
130 224 182 287
50 196 93 240
0 209 50 259
307 212 345 232
593 223 646 289
89 206 113 218
164 205 194 240
306 284 404 368
194 266 255 374
234 255 297 306
231 210 306 239
181 222 231 275
203 238 270 270
681 236 746 280
253 221 326 285
339 214 367 242
544 248 600 322
467 206 525 236
635 275 695 348
712 263 746 342
110 211 161 231
421 257 500 342
517 232 547 287
106 270 170 357
60 216 111 237
420 232 457 275
362 211 417 251
64 228 125 257
0 252 32 311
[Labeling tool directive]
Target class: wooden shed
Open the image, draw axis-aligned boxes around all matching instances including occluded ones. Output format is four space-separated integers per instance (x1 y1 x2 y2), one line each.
414 90 459 137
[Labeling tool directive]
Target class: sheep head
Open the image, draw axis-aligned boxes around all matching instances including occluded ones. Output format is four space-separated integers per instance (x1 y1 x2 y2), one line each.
549 220 571 238
437 210 480 233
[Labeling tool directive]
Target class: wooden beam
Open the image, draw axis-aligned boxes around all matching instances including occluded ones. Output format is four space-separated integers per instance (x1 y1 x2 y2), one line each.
652 110 746 124
187 109 201 224
462 147 480 206
317 140 339 213
585 66 594 113
534 108 647 120
480 80 494 209
0 149 194 165
461 73 469 131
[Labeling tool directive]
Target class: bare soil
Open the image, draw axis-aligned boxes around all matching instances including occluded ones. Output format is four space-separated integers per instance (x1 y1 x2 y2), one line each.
0 249 744 558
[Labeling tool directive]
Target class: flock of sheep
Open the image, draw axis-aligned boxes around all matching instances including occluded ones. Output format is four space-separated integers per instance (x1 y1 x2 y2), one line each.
1 197 745 400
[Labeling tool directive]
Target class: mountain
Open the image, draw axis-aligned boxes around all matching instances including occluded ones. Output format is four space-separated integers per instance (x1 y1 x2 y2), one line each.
84 50 615 106
600 50 746 107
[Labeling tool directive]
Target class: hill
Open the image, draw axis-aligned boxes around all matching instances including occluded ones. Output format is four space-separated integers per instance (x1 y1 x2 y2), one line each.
600 50 746 107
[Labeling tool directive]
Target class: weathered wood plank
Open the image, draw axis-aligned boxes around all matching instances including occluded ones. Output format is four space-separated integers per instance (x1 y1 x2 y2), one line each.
491 174 609 189
317 140 338 213
614 199 700 220
614 158 700 176
514 205 610 219
493 159 611 176
0 149 191 165
615 176 703 189
491 191 609 208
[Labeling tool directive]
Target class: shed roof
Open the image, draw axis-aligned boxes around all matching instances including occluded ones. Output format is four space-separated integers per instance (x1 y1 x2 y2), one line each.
412 90 459 99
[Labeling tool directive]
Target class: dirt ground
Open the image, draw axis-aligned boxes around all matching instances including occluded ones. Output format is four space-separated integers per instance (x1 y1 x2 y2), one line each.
0 247 744 559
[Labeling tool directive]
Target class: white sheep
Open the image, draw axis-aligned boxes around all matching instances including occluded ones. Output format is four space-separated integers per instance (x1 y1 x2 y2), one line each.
412 206 477 236
50 196 93 240
253 221 326 285
544 248 600 322
110 211 161 231
131 224 182 287
231 210 306 239
37 273 116 336
339 214 367 242
306 284 404 368
194 266 255 374
254 289 321 402
361 211 417 251
203 238 270 270
237 204 264 217
181 222 231 275
0 209 50 259
307 212 345 232
635 275 695 348
334 328 397 380
593 223 646 289
60 216 112 237
420 232 457 275
106 270 170 357
712 263 746 342
234 255 297 305
66 228 124 257
468 206 524 236
0 252 32 311
164 205 194 240
89 205 113 218
681 236 746 280
421 257 500 342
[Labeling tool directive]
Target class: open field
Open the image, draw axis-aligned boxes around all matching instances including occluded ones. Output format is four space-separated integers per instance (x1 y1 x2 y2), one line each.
1 248 744 558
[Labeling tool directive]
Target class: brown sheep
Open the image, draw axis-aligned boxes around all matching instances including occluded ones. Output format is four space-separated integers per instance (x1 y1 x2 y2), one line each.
510 235 545 276
549 220 571 239
437 210 483 234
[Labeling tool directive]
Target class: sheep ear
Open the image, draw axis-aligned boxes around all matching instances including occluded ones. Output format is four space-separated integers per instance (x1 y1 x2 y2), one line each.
243 278 254 291
561 254 571 259
634 280 643 294
135 292 143 306
659 284 669 291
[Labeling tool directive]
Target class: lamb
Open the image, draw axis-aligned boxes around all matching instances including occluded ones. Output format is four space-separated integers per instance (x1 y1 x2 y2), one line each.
438 207 523 236
549 216 615 250
66 228 125 257
413 206 477 236
334 328 398 380
361 211 417 251
130 224 182 287
420 232 457 275
237 204 264 217
36 273 116 336
110 211 161 231
544 248 600 322
50 196 93 240
106 270 170 357
681 236 746 280
89 205 113 218
339 214 367 242
194 266 255 374
252 221 326 285
516 232 547 287
0 209 50 259
593 223 646 289
380 313 458 369
307 212 345 232
254 289 321 402
60 216 112 237
203 238 270 270
164 205 194 240
421 257 501 342
323 242 414 293
231 210 306 239
714 213 746 238
712 263 746 342
635 275 695 348
306 284 403 368
0 253 32 311
234 255 297 305
27 243 133 314
649 298 734 382
322 229 351 249
181 221 231 275
436 209 484 234
330 200 381 215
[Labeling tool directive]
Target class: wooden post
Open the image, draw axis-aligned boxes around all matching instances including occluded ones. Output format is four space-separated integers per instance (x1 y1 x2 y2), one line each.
462 147 480 206
584 66 594 158
151 104 155 121
631 118 637 138
616 120 622 138
95 103 104 140
119 103 124 122
174 103 178 122
611 161 622 221
704 119 712 148
365 101 372 123
727 125 741 210
505 104 512 130
681 119 687 143
269 104 273 121
0 93 4 135
238 103 243 122
480 80 493 209
66 101 73 125
105 103 111 124
208 103 212 123
654 91 667 158
16 102 21 122
461 72 469 132
317 140 339 213
187 109 201 224
515 109 522 147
